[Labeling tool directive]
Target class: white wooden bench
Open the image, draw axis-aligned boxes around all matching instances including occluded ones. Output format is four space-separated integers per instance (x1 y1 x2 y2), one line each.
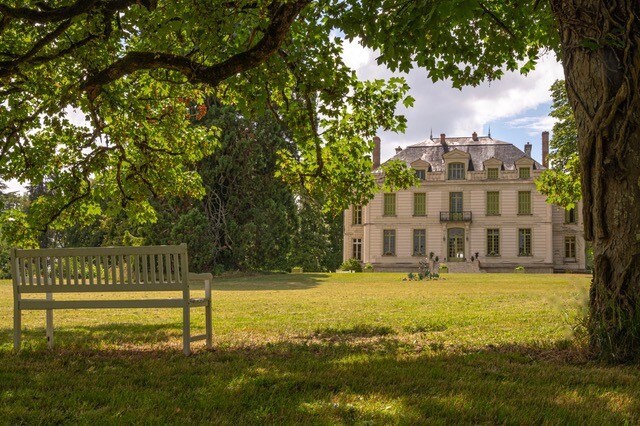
10 243 212 355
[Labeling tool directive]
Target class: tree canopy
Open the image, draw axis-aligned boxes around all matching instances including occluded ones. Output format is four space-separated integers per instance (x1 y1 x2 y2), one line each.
0 0 415 244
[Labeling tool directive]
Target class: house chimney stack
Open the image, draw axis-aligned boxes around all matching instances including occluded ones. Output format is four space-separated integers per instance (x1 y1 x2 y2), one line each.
395 146 402 154
541 131 549 167
524 142 532 157
373 136 381 169
440 133 446 143
472 131 478 141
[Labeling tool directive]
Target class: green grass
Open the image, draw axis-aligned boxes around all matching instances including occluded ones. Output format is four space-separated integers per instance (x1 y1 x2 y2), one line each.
1 273 639 424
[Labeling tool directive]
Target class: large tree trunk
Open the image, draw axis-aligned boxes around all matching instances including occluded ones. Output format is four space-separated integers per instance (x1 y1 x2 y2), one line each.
550 1 640 362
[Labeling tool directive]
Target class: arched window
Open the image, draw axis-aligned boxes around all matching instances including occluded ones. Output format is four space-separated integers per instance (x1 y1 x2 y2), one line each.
447 162 465 180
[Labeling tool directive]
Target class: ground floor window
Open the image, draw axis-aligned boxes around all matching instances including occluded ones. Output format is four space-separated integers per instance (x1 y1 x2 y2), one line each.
383 230 396 256
413 229 426 256
352 238 362 261
487 228 500 256
518 228 532 256
565 236 576 259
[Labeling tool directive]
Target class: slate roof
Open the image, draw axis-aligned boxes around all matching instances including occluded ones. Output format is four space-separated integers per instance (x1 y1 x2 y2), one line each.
383 135 545 172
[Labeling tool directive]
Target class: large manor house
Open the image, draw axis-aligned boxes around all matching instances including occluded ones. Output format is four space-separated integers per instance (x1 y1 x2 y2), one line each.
343 131 587 273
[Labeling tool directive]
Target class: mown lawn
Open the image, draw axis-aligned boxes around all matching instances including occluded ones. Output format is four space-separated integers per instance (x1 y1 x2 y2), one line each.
1 272 639 424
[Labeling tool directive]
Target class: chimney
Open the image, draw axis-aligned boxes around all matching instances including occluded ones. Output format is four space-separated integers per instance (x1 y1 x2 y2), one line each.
440 133 446 143
524 142 532 157
395 146 402 154
472 131 478 141
541 131 549 167
373 136 381 169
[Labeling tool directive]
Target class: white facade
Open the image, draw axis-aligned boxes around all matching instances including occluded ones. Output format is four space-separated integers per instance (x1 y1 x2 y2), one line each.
343 134 587 273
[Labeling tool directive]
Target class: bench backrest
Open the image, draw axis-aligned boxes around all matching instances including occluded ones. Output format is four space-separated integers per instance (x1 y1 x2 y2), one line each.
11 244 189 294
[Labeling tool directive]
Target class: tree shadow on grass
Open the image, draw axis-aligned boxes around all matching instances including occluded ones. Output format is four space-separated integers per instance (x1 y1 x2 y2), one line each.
211 273 330 291
1 323 640 424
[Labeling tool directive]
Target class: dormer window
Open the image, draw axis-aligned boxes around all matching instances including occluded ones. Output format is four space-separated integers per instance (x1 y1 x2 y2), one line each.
415 169 426 180
519 167 531 179
448 162 465 180
487 168 499 180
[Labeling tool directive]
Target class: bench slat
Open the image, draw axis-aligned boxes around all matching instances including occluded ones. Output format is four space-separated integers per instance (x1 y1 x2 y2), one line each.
158 253 164 284
20 298 191 310
18 282 184 294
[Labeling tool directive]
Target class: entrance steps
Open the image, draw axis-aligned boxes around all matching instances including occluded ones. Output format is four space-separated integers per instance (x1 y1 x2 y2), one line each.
445 261 483 273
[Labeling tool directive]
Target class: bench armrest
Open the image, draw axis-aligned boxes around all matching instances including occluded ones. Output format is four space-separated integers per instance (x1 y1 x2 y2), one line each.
188 273 213 296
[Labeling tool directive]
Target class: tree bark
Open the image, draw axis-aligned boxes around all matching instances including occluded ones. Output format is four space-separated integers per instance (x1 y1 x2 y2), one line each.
551 0 640 362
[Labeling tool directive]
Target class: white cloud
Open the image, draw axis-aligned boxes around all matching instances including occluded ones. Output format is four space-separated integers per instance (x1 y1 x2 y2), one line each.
340 39 564 160
506 115 557 136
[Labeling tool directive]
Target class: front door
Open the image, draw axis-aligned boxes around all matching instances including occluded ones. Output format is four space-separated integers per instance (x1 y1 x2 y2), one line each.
449 192 463 221
448 228 465 261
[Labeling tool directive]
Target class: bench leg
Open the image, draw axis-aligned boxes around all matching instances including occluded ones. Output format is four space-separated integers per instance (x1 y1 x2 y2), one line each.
205 278 212 349
13 305 21 351
46 293 54 349
205 300 213 349
183 297 191 356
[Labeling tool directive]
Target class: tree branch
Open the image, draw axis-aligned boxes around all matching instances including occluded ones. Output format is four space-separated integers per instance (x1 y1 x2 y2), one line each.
83 0 310 99
0 0 153 23
477 1 515 39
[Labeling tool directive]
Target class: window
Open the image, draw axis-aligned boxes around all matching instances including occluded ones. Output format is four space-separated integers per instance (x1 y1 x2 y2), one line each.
565 236 576 259
518 228 532 256
565 208 577 224
449 192 463 212
383 230 396 256
383 193 396 216
413 229 426 256
519 167 531 179
487 168 499 180
413 193 426 216
352 238 362 261
447 162 465 180
487 229 500 256
352 205 362 225
415 169 426 180
518 191 531 215
486 191 500 216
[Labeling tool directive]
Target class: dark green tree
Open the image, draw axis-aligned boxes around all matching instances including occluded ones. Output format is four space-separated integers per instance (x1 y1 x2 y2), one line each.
288 201 342 272
536 80 581 209
144 104 298 273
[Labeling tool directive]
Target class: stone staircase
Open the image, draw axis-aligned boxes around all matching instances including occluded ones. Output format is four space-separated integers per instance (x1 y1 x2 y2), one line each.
444 261 483 273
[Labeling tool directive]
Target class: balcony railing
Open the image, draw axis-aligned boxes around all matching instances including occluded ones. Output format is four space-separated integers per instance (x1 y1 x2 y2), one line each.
440 211 472 222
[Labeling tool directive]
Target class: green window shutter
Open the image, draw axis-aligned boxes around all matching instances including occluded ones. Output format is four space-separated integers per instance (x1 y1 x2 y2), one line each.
519 167 530 179
384 193 396 216
413 193 426 215
487 168 499 179
486 191 499 215
518 191 531 215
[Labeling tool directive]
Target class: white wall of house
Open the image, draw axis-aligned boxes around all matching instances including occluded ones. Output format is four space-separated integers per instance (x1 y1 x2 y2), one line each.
344 169 587 273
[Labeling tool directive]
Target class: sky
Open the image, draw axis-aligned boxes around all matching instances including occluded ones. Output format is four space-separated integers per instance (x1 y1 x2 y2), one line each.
341 39 564 164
